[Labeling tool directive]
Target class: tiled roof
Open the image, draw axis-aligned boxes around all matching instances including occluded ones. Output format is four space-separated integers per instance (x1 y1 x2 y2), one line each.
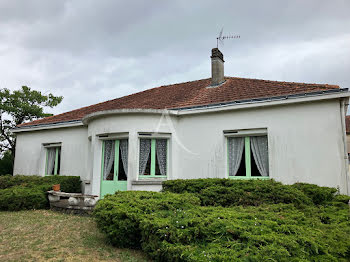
19 76 340 127
346 115 350 134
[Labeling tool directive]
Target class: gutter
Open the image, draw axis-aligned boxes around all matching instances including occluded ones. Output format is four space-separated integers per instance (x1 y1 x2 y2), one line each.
173 88 349 112
11 120 84 133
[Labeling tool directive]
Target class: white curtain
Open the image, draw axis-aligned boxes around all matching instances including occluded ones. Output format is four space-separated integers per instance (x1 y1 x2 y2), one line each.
120 139 128 177
46 148 56 175
139 139 151 175
156 139 167 176
228 137 245 176
103 140 115 180
251 136 269 177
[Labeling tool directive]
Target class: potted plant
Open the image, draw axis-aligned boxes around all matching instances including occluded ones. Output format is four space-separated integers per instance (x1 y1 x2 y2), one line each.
52 184 60 191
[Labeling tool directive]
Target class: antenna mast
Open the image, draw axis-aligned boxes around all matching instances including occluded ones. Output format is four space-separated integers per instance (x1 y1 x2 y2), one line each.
216 28 240 48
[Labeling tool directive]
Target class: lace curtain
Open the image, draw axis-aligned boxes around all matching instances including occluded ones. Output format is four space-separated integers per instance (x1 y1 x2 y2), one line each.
156 139 167 176
139 139 151 175
251 136 269 177
120 139 128 177
46 148 56 175
228 137 244 176
103 140 115 180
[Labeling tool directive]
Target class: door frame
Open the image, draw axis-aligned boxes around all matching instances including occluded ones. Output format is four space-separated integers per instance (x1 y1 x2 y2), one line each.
100 138 128 198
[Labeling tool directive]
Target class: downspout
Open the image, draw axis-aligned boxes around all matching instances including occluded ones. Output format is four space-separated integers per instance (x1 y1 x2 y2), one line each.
340 98 350 195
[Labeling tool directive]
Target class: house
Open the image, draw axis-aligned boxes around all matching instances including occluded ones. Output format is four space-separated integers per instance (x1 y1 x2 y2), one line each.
13 48 350 196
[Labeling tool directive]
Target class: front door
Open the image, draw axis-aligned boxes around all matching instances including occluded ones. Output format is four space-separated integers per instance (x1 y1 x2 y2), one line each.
100 139 128 198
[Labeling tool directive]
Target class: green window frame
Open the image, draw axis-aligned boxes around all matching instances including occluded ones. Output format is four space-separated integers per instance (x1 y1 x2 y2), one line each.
45 147 61 176
227 136 269 180
139 138 168 179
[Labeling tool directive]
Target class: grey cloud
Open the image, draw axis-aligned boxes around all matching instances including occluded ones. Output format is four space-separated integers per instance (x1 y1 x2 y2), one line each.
0 0 349 115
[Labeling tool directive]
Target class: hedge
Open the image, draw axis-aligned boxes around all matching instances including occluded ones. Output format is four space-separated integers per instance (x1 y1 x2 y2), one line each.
141 204 350 261
0 186 48 211
93 191 200 249
94 179 350 261
0 175 81 192
0 175 81 211
162 179 338 207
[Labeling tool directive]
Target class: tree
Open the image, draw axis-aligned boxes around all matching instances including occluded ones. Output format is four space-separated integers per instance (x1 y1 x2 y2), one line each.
0 86 63 168
0 151 13 175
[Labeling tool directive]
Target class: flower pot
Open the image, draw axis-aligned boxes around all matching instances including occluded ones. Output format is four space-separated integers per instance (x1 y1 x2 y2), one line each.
52 184 60 191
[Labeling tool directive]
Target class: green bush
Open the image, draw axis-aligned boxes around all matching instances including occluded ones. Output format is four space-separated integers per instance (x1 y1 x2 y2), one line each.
0 175 81 211
0 175 81 192
163 179 313 208
94 179 350 261
93 191 200 249
0 186 48 211
292 183 337 205
141 204 350 261
334 194 350 204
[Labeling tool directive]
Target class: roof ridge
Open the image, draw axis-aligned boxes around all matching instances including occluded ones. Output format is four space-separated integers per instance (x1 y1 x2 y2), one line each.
225 76 339 88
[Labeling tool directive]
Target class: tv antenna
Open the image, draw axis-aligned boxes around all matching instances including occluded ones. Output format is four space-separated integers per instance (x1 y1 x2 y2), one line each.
216 28 240 48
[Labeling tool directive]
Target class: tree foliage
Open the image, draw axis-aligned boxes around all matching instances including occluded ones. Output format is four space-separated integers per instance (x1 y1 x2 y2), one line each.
0 151 13 175
0 86 63 165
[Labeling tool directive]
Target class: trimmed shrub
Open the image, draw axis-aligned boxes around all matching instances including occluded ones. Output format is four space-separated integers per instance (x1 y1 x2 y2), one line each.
0 175 81 192
0 186 48 211
93 191 200 249
141 204 350 261
292 183 337 205
163 179 313 208
334 194 350 204
0 175 81 211
94 180 350 261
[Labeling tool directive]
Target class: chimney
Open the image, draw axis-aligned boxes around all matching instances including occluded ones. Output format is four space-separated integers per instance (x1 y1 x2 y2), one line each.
211 48 225 86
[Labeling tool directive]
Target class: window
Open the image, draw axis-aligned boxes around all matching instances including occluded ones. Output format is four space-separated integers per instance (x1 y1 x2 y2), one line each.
102 139 128 181
45 147 61 175
227 135 269 179
139 138 167 178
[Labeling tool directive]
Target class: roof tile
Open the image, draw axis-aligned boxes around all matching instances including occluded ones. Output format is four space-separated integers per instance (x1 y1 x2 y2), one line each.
19 76 340 127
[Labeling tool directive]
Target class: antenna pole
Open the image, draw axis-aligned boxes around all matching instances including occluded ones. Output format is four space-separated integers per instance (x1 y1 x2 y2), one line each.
216 28 240 48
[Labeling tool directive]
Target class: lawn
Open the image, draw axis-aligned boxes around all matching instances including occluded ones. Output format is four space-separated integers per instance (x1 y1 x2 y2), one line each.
0 210 150 262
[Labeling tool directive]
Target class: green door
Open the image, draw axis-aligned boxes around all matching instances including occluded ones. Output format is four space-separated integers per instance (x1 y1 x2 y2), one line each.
100 139 128 198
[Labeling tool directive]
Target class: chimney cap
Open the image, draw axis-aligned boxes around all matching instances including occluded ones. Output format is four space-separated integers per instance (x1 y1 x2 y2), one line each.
211 48 224 62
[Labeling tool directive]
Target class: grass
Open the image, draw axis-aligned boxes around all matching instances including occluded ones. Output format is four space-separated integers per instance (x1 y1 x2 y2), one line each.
0 210 150 262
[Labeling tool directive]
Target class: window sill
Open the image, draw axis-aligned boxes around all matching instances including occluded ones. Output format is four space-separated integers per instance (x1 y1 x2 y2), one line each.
139 175 167 179
132 180 165 186
228 176 270 180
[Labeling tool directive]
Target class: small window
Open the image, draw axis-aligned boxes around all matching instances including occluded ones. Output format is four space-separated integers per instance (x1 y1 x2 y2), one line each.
139 138 167 178
102 139 128 181
46 147 61 175
228 135 269 179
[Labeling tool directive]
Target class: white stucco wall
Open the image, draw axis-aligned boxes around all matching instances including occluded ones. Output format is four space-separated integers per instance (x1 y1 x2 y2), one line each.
176 100 347 192
13 98 350 195
13 126 92 193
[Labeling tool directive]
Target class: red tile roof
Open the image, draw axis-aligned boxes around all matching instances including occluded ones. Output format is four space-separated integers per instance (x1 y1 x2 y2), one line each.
346 116 350 134
19 76 340 127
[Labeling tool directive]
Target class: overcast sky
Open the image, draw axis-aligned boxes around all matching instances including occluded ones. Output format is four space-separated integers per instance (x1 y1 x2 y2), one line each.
0 0 349 115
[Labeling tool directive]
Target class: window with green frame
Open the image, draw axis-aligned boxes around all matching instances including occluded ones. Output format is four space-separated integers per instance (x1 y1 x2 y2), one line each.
227 135 269 179
139 138 168 178
45 147 61 175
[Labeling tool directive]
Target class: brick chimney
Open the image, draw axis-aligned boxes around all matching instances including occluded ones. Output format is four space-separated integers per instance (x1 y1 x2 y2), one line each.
211 48 224 86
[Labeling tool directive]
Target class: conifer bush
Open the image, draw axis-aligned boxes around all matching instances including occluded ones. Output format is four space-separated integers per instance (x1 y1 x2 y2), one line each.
163 179 317 208
0 175 81 211
140 204 350 261
94 179 350 261
93 191 200 248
